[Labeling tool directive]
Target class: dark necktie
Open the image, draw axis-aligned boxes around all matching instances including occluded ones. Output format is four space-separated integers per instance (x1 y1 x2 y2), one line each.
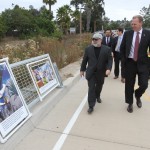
133 32 139 61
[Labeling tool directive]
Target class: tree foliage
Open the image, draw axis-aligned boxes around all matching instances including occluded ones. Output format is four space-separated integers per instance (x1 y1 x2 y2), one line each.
140 5 150 28
56 5 72 34
0 5 56 38
0 16 7 39
0 2 149 40
70 0 84 9
70 0 105 32
35 6 55 36
43 0 57 13
1 6 36 37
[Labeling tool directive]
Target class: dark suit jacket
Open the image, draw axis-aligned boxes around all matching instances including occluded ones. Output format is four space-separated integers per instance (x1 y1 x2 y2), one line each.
80 45 113 80
102 36 114 48
120 29 150 71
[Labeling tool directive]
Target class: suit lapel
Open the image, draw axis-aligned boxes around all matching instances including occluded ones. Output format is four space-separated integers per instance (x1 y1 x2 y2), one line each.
129 30 134 42
127 31 134 55
139 30 146 47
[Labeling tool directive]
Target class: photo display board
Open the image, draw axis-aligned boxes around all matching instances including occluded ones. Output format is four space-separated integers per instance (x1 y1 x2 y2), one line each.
26 56 59 100
0 58 31 143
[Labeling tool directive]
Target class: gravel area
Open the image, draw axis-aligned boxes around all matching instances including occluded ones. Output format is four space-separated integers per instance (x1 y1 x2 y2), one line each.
59 59 82 81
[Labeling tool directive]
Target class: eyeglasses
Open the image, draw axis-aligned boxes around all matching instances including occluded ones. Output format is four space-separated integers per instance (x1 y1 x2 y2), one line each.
92 38 99 41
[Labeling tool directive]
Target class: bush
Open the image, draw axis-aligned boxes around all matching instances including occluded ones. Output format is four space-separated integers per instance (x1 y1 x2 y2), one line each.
51 28 63 40
0 33 91 68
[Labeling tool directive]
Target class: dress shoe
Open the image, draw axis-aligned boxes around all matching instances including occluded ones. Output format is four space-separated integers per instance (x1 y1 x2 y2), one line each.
121 78 125 83
87 107 93 114
97 97 102 103
127 104 133 113
114 76 118 79
135 97 142 108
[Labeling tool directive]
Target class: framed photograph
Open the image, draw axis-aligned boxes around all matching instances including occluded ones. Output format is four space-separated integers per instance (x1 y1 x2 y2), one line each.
26 56 59 100
0 58 31 143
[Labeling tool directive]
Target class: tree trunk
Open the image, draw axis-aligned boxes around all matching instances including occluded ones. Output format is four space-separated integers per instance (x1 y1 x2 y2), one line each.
85 5 91 32
94 20 96 32
49 3 51 13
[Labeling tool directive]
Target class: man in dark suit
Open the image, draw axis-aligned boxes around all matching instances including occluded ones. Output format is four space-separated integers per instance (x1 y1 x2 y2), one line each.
80 33 113 114
102 29 114 48
101 29 114 77
120 15 150 113
112 27 125 83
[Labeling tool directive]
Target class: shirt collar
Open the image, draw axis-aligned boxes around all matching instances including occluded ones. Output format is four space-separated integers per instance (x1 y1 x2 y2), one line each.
134 28 143 34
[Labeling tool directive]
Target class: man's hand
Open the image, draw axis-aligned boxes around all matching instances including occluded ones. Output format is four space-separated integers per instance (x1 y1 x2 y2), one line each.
105 70 111 76
80 71 85 77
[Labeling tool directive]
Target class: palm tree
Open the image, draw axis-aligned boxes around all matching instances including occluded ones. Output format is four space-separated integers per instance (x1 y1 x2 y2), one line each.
71 0 105 32
71 10 80 32
84 1 92 32
56 5 72 34
43 0 57 13
70 0 84 10
91 0 105 32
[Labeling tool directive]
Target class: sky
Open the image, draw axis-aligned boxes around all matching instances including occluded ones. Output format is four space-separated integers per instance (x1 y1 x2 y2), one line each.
0 0 149 21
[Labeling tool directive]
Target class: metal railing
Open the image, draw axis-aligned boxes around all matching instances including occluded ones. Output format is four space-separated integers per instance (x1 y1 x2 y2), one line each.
10 54 50 108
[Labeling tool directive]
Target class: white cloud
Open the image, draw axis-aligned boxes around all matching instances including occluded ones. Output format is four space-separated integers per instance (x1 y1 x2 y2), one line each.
104 0 149 20
0 0 149 21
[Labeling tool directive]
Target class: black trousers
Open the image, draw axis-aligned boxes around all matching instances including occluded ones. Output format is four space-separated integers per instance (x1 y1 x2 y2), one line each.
114 52 124 78
87 73 104 108
125 59 149 104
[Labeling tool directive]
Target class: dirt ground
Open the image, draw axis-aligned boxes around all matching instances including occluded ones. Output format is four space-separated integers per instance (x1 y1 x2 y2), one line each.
59 59 82 81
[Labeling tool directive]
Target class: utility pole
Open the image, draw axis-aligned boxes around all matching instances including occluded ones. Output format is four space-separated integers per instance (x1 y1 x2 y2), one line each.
79 7 84 35
77 5 84 45
80 8 82 35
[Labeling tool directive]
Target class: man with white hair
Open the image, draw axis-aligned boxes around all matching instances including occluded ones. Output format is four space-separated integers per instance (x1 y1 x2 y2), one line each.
80 33 113 114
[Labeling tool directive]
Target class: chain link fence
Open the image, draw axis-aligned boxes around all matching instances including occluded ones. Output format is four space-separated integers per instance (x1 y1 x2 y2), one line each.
10 54 50 108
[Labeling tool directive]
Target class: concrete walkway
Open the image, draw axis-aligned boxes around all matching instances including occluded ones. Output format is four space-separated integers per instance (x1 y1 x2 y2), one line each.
14 72 150 150
1 66 150 150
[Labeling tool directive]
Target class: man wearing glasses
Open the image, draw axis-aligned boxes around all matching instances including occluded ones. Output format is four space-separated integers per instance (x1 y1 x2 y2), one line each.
80 33 113 114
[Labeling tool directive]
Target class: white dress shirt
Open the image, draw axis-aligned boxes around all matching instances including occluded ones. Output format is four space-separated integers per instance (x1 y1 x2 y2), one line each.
115 35 123 52
128 28 142 58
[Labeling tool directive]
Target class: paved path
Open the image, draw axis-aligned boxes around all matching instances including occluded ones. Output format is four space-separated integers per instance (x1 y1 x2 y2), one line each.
12 70 150 150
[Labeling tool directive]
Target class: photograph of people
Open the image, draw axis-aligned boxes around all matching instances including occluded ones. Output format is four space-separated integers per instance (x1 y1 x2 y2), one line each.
0 63 23 123
32 61 55 88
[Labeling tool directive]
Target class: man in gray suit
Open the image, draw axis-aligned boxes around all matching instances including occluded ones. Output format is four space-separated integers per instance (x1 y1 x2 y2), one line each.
80 33 113 114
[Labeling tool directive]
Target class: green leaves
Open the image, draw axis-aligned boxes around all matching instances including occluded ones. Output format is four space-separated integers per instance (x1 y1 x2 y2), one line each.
56 5 73 34
140 5 150 28
0 5 56 38
43 0 57 12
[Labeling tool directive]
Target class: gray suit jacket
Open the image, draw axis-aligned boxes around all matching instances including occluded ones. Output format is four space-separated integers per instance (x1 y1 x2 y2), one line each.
80 44 113 80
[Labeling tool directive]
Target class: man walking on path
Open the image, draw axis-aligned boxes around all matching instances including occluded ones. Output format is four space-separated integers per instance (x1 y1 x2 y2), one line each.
112 27 125 83
120 15 150 113
102 29 114 77
80 33 113 114
102 29 114 48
